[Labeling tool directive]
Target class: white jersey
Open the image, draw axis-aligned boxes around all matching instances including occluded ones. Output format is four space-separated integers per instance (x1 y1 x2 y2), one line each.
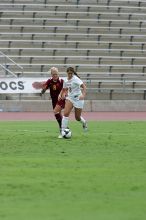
63 75 83 99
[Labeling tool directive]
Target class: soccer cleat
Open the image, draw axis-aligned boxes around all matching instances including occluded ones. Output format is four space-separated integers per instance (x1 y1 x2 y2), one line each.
83 121 88 132
58 134 63 139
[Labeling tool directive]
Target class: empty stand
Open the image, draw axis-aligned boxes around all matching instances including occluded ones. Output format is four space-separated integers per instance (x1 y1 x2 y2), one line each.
0 0 146 100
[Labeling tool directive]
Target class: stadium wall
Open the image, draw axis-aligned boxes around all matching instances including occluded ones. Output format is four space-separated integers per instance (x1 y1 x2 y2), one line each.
0 100 146 112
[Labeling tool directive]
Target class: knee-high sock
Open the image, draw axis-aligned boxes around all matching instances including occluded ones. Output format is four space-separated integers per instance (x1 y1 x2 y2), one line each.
79 116 86 125
61 116 69 131
55 113 62 129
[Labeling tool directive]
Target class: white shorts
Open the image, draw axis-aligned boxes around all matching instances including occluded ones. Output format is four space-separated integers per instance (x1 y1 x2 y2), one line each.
66 96 84 109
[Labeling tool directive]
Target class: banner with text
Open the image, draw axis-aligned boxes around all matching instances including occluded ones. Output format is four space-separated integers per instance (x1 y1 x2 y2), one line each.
0 77 49 94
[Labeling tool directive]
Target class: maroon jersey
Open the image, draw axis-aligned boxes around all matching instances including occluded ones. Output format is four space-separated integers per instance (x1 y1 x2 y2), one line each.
44 78 65 108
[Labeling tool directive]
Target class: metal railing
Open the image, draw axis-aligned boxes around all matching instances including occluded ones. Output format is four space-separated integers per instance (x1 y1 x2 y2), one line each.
0 51 23 77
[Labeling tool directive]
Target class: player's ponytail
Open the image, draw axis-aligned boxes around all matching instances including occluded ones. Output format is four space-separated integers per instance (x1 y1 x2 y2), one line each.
66 67 80 78
74 72 80 78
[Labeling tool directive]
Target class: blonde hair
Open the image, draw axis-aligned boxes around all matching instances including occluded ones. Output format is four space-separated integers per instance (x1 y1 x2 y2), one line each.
50 67 59 74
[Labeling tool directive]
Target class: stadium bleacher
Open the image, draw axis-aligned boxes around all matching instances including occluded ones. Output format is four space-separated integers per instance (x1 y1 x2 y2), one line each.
0 0 146 101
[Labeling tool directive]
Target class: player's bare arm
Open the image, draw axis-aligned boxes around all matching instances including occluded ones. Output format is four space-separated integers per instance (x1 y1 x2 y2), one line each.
40 84 48 96
79 83 86 100
58 88 68 100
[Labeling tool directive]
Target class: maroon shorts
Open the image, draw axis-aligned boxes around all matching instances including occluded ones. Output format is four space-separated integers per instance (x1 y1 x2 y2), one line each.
52 99 65 109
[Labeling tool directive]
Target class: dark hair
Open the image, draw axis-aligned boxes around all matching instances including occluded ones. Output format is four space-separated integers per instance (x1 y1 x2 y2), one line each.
66 67 80 78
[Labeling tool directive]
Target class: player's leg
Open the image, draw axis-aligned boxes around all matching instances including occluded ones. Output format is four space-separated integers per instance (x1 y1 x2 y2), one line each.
74 107 88 132
52 100 62 138
61 99 73 132
53 104 62 130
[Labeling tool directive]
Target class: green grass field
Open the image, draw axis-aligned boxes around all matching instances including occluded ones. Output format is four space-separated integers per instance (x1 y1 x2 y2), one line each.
0 120 146 220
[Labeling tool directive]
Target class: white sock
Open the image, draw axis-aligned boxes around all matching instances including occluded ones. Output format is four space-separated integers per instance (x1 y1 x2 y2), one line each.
61 116 69 131
80 116 86 124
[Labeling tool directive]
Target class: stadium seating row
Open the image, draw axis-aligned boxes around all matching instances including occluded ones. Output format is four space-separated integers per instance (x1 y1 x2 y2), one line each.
1 0 146 100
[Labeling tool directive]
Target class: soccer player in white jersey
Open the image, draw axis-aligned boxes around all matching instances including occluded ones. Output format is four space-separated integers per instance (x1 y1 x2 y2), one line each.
58 66 87 137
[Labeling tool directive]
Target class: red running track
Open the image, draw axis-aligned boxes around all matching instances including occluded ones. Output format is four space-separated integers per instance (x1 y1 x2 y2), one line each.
0 112 146 121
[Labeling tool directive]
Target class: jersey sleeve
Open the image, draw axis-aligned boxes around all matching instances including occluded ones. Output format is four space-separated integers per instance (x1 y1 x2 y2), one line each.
76 76 83 86
45 79 51 89
63 78 67 88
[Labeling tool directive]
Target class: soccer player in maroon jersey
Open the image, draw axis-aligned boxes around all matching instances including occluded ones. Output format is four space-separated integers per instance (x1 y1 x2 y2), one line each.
40 67 66 137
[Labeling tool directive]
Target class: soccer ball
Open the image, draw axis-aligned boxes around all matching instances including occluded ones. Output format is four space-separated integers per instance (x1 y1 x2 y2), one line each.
62 128 72 139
